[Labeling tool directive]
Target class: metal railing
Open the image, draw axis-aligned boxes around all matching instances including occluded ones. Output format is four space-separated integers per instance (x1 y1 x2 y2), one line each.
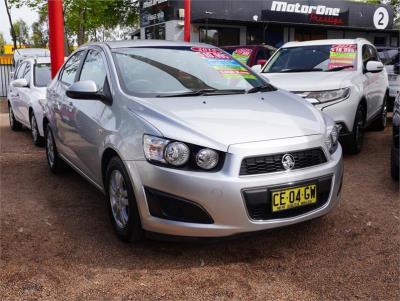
0 56 13 98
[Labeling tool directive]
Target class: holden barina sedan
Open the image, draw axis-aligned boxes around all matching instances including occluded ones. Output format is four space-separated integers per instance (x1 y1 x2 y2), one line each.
43 40 343 242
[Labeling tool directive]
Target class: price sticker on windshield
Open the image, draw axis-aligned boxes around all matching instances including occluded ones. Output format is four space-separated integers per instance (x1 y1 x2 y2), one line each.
328 44 357 71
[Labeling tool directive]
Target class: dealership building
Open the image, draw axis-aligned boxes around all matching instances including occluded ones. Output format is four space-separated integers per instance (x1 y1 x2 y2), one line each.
138 0 399 47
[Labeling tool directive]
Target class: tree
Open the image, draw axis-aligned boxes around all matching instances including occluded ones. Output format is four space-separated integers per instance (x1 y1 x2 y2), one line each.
0 32 5 54
4 0 17 51
11 19 30 47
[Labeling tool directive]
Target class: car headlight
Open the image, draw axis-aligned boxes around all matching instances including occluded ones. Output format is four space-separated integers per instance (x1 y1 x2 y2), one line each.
325 125 339 154
305 88 350 103
196 148 219 170
143 135 223 171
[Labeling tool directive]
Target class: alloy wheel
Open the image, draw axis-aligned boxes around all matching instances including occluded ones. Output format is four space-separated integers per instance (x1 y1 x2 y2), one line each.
9 107 14 128
31 115 38 142
109 170 129 229
46 130 55 167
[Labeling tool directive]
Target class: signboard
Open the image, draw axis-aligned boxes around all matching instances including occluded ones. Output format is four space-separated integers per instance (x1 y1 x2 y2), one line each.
140 0 177 27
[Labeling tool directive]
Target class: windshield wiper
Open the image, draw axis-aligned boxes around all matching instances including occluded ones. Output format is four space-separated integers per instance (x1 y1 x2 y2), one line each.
156 89 245 98
326 65 354 72
247 84 273 94
280 68 323 73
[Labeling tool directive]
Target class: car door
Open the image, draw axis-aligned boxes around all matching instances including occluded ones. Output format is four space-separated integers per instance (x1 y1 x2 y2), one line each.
362 44 376 120
54 51 85 161
9 62 27 122
369 45 387 115
18 62 32 125
66 48 110 183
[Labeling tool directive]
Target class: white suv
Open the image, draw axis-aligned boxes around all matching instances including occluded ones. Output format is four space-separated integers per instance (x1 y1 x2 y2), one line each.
257 39 389 154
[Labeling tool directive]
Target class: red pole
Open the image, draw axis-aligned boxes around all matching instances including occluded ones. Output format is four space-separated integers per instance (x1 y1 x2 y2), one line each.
48 0 65 78
184 0 191 42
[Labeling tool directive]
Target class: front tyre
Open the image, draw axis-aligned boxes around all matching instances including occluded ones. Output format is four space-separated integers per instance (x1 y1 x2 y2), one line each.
30 113 44 147
45 125 66 174
345 104 365 155
9 105 22 131
105 157 143 242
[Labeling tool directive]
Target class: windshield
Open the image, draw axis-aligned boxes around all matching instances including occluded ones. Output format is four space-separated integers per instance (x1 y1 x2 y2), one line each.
34 63 51 87
264 44 358 73
224 48 254 65
112 46 270 97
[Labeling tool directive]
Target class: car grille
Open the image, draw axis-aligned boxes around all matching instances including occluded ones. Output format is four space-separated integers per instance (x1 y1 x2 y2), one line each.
242 176 332 220
239 148 327 176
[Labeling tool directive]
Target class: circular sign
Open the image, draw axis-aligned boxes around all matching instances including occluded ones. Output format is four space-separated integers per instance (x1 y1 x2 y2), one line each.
373 7 389 29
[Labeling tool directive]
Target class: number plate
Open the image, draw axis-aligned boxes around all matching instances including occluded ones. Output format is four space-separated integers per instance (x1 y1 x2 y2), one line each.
271 184 317 212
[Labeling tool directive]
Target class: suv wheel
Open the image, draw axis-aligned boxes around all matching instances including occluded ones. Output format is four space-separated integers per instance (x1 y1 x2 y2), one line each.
45 125 66 173
30 113 44 146
105 157 143 242
371 95 387 131
9 105 22 131
345 104 365 155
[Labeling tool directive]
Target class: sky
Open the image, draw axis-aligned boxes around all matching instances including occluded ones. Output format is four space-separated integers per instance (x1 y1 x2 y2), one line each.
0 1 39 43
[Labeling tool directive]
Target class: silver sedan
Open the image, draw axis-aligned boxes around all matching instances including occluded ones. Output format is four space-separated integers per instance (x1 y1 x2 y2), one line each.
43 40 343 241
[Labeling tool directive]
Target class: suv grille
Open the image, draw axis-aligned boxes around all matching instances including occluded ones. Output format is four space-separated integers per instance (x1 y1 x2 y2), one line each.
240 148 327 176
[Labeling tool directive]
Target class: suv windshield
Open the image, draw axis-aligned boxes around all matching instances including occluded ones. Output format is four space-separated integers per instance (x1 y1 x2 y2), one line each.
34 63 51 87
112 46 271 97
263 44 358 73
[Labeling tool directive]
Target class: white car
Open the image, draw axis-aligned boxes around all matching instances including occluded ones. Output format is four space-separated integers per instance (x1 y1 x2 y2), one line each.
7 57 51 146
255 39 389 154
377 47 400 102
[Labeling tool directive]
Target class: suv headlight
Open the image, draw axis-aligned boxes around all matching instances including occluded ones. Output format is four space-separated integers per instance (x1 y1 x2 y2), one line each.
143 135 223 171
305 88 350 103
325 125 339 154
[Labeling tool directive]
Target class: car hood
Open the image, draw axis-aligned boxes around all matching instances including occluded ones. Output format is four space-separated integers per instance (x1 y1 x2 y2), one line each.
261 71 355 92
130 90 326 151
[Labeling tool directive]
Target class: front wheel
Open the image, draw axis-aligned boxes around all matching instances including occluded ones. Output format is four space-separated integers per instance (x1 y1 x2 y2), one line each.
30 113 44 147
45 125 66 174
344 104 365 155
105 157 143 242
9 105 22 131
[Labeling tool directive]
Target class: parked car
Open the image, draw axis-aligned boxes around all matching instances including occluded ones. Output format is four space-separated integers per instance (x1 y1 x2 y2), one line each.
377 47 399 110
392 94 399 181
256 39 389 154
12 48 50 69
43 40 343 242
222 45 276 67
8 57 52 146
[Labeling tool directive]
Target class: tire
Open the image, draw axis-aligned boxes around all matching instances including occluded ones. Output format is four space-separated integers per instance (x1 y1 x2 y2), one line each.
45 125 66 174
105 157 143 242
391 145 399 181
344 104 365 155
8 104 22 131
30 113 44 147
370 95 388 131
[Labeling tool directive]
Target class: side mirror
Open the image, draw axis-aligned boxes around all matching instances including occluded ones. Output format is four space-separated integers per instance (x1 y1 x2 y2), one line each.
66 80 111 104
251 64 262 73
365 61 384 73
393 64 400 75
11 78 28 88
256 59 267 66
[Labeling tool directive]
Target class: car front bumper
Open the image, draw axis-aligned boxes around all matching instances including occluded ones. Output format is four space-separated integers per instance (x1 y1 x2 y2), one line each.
126 135 343 238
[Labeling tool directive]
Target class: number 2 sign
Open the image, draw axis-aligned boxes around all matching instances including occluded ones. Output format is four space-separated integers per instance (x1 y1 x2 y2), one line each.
373 7 389 30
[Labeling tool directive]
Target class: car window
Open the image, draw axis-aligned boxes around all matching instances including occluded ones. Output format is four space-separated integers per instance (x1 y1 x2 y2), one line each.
34 63 51 87
23 64 31 84
362 45 372 65
255 49 267 61
60 51 84 85
15 63 26 79
264 44 357 73
368 46 380 61
79 49 107 91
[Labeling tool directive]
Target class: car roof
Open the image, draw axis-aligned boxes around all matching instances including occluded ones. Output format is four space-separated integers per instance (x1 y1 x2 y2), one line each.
282 39 371 48
98 39 217 49
14 48 50 56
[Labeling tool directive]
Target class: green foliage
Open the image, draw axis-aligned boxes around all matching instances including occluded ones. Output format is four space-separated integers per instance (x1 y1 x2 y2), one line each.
11 19 30 47
0 32 5 55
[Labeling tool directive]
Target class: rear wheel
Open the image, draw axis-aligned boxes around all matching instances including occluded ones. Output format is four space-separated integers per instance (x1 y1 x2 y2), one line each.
9 105 22 131
371 95 387 131
45 125 66 173
105 157 143 242
345 104 365 155
30 113 44 147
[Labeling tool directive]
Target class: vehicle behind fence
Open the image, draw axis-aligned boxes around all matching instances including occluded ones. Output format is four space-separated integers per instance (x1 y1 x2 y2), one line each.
0 55 13 98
